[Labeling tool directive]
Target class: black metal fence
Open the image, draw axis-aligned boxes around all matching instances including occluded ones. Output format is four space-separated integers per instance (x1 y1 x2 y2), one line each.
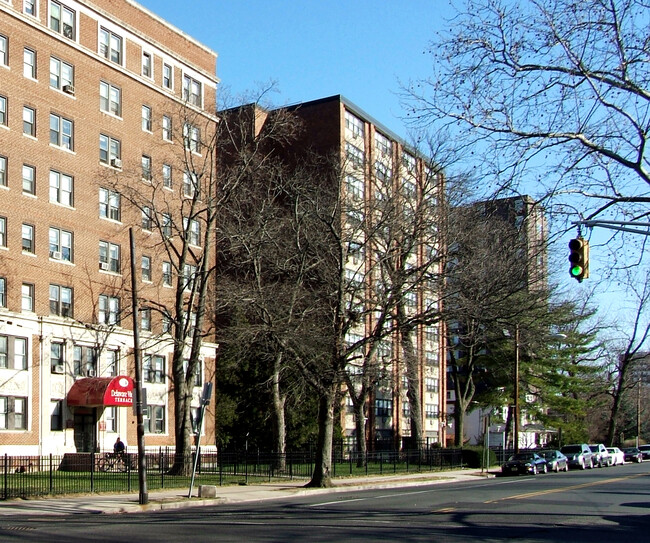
1 447 466 501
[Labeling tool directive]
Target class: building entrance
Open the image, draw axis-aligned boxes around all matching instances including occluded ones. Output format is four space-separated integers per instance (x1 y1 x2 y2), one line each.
73 409 97 453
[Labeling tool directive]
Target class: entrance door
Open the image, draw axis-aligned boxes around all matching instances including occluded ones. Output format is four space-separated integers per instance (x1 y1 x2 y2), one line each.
73 409 97 452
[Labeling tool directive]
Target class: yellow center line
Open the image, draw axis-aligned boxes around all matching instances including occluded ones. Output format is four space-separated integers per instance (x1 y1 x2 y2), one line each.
484 473 648 504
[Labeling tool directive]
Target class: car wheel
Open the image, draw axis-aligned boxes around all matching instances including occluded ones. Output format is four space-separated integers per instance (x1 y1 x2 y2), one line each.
580 459 586 470
532 465 537 475
554 463 560 473
590 458 594 469
564 463 569 472
542 464 548 474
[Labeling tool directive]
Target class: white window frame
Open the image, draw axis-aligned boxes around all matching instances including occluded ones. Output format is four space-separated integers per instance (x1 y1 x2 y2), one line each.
98 294 120 325
99 134 121 165
50 113 73 150
162 63 173 90
99 188 121 221
142 51 153 79
23 106 36 137
49 170 73 206
182 74 202 107
49 1 76 40
99 81 121 116
49 226 73 262
22 164 35 194
99 27 123 65
99 240 120 273
142 105 152 132
23 48 36 79
50 57 74 91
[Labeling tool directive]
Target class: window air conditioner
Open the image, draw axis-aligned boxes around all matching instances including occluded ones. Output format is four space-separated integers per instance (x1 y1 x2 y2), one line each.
51 251 62 260
53 364 64 374
99 261 109 271
111 158 122 168
62 85 75 95
87 369 96 377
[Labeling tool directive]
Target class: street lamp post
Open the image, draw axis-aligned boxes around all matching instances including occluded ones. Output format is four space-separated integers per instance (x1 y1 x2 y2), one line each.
514 324 520 454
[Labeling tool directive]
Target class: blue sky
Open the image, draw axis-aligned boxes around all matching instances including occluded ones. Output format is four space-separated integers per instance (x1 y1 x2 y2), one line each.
137 0 452 141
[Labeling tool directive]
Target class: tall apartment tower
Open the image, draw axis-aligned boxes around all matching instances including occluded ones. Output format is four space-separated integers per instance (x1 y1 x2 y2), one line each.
282 96 447 449
0 0 218 455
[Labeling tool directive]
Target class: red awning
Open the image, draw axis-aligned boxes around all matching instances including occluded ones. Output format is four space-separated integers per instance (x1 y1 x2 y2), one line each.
67 375 134 407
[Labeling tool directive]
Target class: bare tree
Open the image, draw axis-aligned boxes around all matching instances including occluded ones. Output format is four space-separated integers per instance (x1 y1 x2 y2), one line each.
404 0 650 229
99 99 220 474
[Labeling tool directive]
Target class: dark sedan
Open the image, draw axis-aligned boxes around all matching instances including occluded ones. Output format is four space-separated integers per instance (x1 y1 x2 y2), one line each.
501 452 548 475
538 449 569 472
622 447 644 463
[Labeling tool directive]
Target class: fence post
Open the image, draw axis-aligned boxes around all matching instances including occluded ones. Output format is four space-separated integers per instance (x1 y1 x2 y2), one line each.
90 452 95 493
3 453 7 500
49 454 53 494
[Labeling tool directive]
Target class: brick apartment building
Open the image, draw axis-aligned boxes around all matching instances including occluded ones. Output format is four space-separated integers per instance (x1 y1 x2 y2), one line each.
226 96 447 449
0 0 218 455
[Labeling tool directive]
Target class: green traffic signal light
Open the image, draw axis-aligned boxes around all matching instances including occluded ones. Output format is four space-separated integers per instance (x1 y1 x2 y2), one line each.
568 237 589 282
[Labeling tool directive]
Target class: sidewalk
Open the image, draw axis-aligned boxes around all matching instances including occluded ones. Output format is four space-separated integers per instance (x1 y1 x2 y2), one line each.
0 469 493 517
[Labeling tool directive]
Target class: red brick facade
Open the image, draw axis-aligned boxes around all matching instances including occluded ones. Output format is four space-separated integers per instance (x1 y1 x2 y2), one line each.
0 0 218 455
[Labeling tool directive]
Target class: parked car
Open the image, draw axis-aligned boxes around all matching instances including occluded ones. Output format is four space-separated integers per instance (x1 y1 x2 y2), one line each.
537 449 569 472
622 447 644 463
560 443 594 469
589 444 612 467
607 447 625 466
501 452 548 476
638 444 650 460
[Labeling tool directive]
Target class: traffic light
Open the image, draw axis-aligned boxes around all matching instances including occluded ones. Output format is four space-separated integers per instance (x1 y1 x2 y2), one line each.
568 237 589 282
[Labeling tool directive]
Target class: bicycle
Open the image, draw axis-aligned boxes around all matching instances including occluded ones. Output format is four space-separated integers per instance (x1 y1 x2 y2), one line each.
97 452 130 472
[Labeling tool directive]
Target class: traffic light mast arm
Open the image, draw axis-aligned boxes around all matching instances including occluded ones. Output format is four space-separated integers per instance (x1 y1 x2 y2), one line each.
573 220 650 236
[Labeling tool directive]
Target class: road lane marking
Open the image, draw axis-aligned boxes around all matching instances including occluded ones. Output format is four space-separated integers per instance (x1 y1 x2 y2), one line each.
308 488 439 507
484 473 649 504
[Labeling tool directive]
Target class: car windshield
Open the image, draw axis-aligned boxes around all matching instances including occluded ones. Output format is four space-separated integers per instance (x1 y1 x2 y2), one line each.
510 453 535 461
539 451 554 459
639 445 650 450
561 446 581 453
623 448 638 452
589 446 599 452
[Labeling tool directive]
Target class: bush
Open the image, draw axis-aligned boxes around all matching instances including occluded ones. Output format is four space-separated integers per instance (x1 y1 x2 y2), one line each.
462 446 497 469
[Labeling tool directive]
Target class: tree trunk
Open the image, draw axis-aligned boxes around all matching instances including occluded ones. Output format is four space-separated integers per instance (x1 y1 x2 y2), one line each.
169 370 193 475
307 390 335 488
272 352 287 470
401 327 424 449
454 401 465 447
354 399 367 467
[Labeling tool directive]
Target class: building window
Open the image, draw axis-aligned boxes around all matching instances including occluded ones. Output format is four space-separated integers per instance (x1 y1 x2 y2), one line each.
21 283 34 312
141 255 151 282
346 175 364 200
99 241 120 273
0 35 7 66
345 142 364 169
50 57 74 91
183 123 201 153
22 224 35 253
184 218 201 246
50 400 63 431
143 404 165 434
182 171 197 197
0 278 5 308
425 404 439 418
144 354 165 383
141 207 152 230
98 294 119 325
22 164 35 194
24 0 37 16
0 95 6 126
183 359 202 387
183 263 197 292
425 377 439 393
163 63 173 89
50 341 65 372
141 308 151 331
99 27 122 64
99 81 121 115
49 170 73 206
106 349 118 377
105 406 117 432
162 213 172 239
0 336 27 370
141 155 152 181
375 398 392 418
49 227 72 262
99 134 121 166
23 106 36 137
0 156 5 186
162 115 172 141
141 105 152 132
162 261 172 286
0 396 28 430
162 314 172 334
23 48 36 79
73 345 97 376
50 113 73 150
0 217 4 247
162 164 172 188
49 284 72 317
142 51 152 78
182 75 202 107
99 188 120 221
49 1 76 40
345 111 364 140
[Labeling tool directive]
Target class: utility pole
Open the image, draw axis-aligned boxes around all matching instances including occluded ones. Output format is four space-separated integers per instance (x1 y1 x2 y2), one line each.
514 324 520 454
129 228 148 505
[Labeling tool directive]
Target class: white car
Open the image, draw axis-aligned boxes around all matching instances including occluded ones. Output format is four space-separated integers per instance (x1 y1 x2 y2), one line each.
607 447 625 465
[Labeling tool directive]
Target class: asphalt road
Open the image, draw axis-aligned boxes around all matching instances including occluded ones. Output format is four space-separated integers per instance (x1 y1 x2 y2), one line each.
2 463 650 542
